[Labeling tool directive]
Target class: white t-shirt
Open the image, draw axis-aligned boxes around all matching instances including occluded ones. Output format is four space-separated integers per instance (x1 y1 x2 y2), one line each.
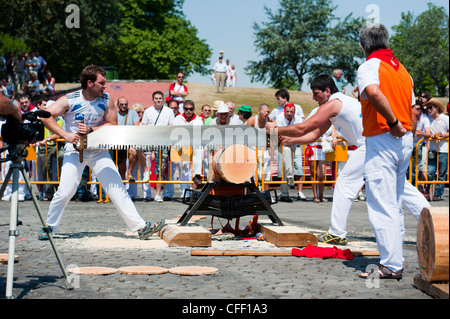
142 105 174 126
269 104 304 121
413 113 430 146
173 114 203 126
429 114 449 153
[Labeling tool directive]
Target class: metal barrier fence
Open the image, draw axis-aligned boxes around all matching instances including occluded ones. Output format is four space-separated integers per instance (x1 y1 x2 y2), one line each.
1 137 448 200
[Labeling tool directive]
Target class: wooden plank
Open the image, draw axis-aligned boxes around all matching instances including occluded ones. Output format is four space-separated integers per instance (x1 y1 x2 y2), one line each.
160 224 211 247
413 274 449 299
259 223 318 247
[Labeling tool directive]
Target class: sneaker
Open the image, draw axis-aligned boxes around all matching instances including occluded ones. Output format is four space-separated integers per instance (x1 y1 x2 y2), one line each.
297 192 307 201
38 226 54 241
287 177 295 187
138 220 165 240
128 176 136 183
358 192 366 201
163 196 172 201
1 195 11 201
318 231 347 245
142 171 150 183
154 195 163 203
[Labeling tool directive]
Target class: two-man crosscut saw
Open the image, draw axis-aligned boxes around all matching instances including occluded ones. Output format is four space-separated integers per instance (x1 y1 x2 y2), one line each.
76 125 274 162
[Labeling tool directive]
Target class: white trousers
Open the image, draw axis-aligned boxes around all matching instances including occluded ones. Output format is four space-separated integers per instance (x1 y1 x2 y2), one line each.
329 143 429 238
46 148 146 232
364 131 414 272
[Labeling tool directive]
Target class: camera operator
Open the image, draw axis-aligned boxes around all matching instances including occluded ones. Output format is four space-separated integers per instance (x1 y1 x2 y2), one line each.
1 94 27 201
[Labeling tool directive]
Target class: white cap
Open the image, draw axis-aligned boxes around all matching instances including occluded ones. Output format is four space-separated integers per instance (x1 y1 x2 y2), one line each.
217 104 229 113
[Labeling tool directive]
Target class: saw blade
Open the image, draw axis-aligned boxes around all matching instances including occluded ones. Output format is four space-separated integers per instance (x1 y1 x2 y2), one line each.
85 125 270 150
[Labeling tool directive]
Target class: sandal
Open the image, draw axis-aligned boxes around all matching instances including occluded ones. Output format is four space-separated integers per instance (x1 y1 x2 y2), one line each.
359 264 402 281
314 198 320 203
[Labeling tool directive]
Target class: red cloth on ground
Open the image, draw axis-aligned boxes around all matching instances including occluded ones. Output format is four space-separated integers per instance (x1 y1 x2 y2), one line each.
292 244 354 260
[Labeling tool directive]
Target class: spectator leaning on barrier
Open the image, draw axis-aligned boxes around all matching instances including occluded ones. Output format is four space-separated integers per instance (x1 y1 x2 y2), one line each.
426 98 449 201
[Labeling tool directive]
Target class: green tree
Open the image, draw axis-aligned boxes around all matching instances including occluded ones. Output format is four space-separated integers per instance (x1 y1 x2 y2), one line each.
0 0 211 82
390 3 449 96
117 0 211 79
245 0 364 91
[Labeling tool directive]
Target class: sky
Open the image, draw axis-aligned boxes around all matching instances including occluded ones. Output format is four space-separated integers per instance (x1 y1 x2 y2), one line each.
183 0 449 91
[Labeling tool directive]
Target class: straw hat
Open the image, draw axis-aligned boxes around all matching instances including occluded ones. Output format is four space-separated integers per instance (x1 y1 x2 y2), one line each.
211 100 224 111
427 98 445 114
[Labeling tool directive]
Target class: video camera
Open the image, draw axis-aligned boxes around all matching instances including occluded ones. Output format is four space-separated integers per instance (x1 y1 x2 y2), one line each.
1 110 51 145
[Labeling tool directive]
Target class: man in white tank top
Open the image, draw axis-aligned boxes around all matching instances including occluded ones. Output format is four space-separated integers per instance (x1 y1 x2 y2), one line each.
267 74 429 246
38 65 165 240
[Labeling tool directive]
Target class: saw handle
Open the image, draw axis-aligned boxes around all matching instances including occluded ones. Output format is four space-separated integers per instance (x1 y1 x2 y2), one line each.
74 120 86 163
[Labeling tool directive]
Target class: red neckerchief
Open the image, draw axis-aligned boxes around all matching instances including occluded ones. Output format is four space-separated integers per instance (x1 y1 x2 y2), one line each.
284 103 295 125
367 49 400 71
182 113 197 122
21 104 36 114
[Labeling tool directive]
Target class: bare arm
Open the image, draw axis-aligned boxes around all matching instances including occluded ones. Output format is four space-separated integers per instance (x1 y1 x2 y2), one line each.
267 99 341 138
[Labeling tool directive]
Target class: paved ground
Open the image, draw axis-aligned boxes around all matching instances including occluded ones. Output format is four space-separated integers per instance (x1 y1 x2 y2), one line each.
0 184 448 304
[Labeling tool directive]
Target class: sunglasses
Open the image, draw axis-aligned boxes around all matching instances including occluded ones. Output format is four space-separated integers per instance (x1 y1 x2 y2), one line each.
184 107 194 111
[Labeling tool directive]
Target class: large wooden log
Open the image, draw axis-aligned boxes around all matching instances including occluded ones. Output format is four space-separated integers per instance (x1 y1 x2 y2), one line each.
417 207 449 282
211 144 257 184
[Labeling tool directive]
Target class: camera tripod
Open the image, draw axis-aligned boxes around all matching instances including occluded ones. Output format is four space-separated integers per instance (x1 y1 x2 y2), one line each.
0 144 72 299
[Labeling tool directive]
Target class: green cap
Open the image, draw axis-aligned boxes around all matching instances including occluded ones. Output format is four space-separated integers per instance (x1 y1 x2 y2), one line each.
237 105 251 112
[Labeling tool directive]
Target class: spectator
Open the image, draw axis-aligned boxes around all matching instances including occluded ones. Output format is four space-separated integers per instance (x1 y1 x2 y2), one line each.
41 70 56 94
226 101 243 124
128 103 152 201
426 98 449 201
332 69 346 94
1 78 15 99
225 59 232 87
36 99 65 201
141 90 174 202
14 52 26 93
213 56 227 93
228 65 237 87
410 100 431 194
168 72 188 113
276 103 305 202
172 99 203 197
210 103 240 125
35 51 47 83
419 91 432 106
26 51 39 78
5 52 15 89
204 100 223 125
270 88 305 121
23 72 40 98
236 104 252 124
109 96 140 181
199 104 212 121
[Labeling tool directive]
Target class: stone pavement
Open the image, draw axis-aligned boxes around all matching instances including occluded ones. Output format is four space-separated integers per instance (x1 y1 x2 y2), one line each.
0 185 448 303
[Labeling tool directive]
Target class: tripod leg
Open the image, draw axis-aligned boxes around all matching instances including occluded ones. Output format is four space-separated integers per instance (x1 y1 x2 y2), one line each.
19 166 73 290
5 166 20 298
0 166 13 200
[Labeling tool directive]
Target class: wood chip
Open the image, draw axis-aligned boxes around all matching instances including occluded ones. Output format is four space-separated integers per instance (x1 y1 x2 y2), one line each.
168 266 218 276
68 267 118 275
118 266 168 275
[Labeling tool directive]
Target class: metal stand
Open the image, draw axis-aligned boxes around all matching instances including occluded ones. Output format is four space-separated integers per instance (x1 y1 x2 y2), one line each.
0 147 72 299
177 181 284 226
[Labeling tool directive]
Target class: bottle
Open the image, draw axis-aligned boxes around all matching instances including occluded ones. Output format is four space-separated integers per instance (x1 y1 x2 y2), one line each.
256 233 265 241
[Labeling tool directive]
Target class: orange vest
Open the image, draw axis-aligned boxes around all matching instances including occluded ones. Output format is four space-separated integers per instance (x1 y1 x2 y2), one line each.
361 60 413 137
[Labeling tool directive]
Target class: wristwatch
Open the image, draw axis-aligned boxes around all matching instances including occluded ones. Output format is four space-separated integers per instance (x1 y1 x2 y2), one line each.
387 119 399 129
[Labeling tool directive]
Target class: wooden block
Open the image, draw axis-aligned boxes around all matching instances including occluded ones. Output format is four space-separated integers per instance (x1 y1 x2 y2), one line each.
413 274 449 299
259 223 318 247
161 224 211 247
0 254 18 264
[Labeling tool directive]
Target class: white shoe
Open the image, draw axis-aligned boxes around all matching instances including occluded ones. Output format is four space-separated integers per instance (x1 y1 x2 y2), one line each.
2 195 11 201
142 171 150 183
18 194 25 202
297 192 307 201
154 195 163 203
